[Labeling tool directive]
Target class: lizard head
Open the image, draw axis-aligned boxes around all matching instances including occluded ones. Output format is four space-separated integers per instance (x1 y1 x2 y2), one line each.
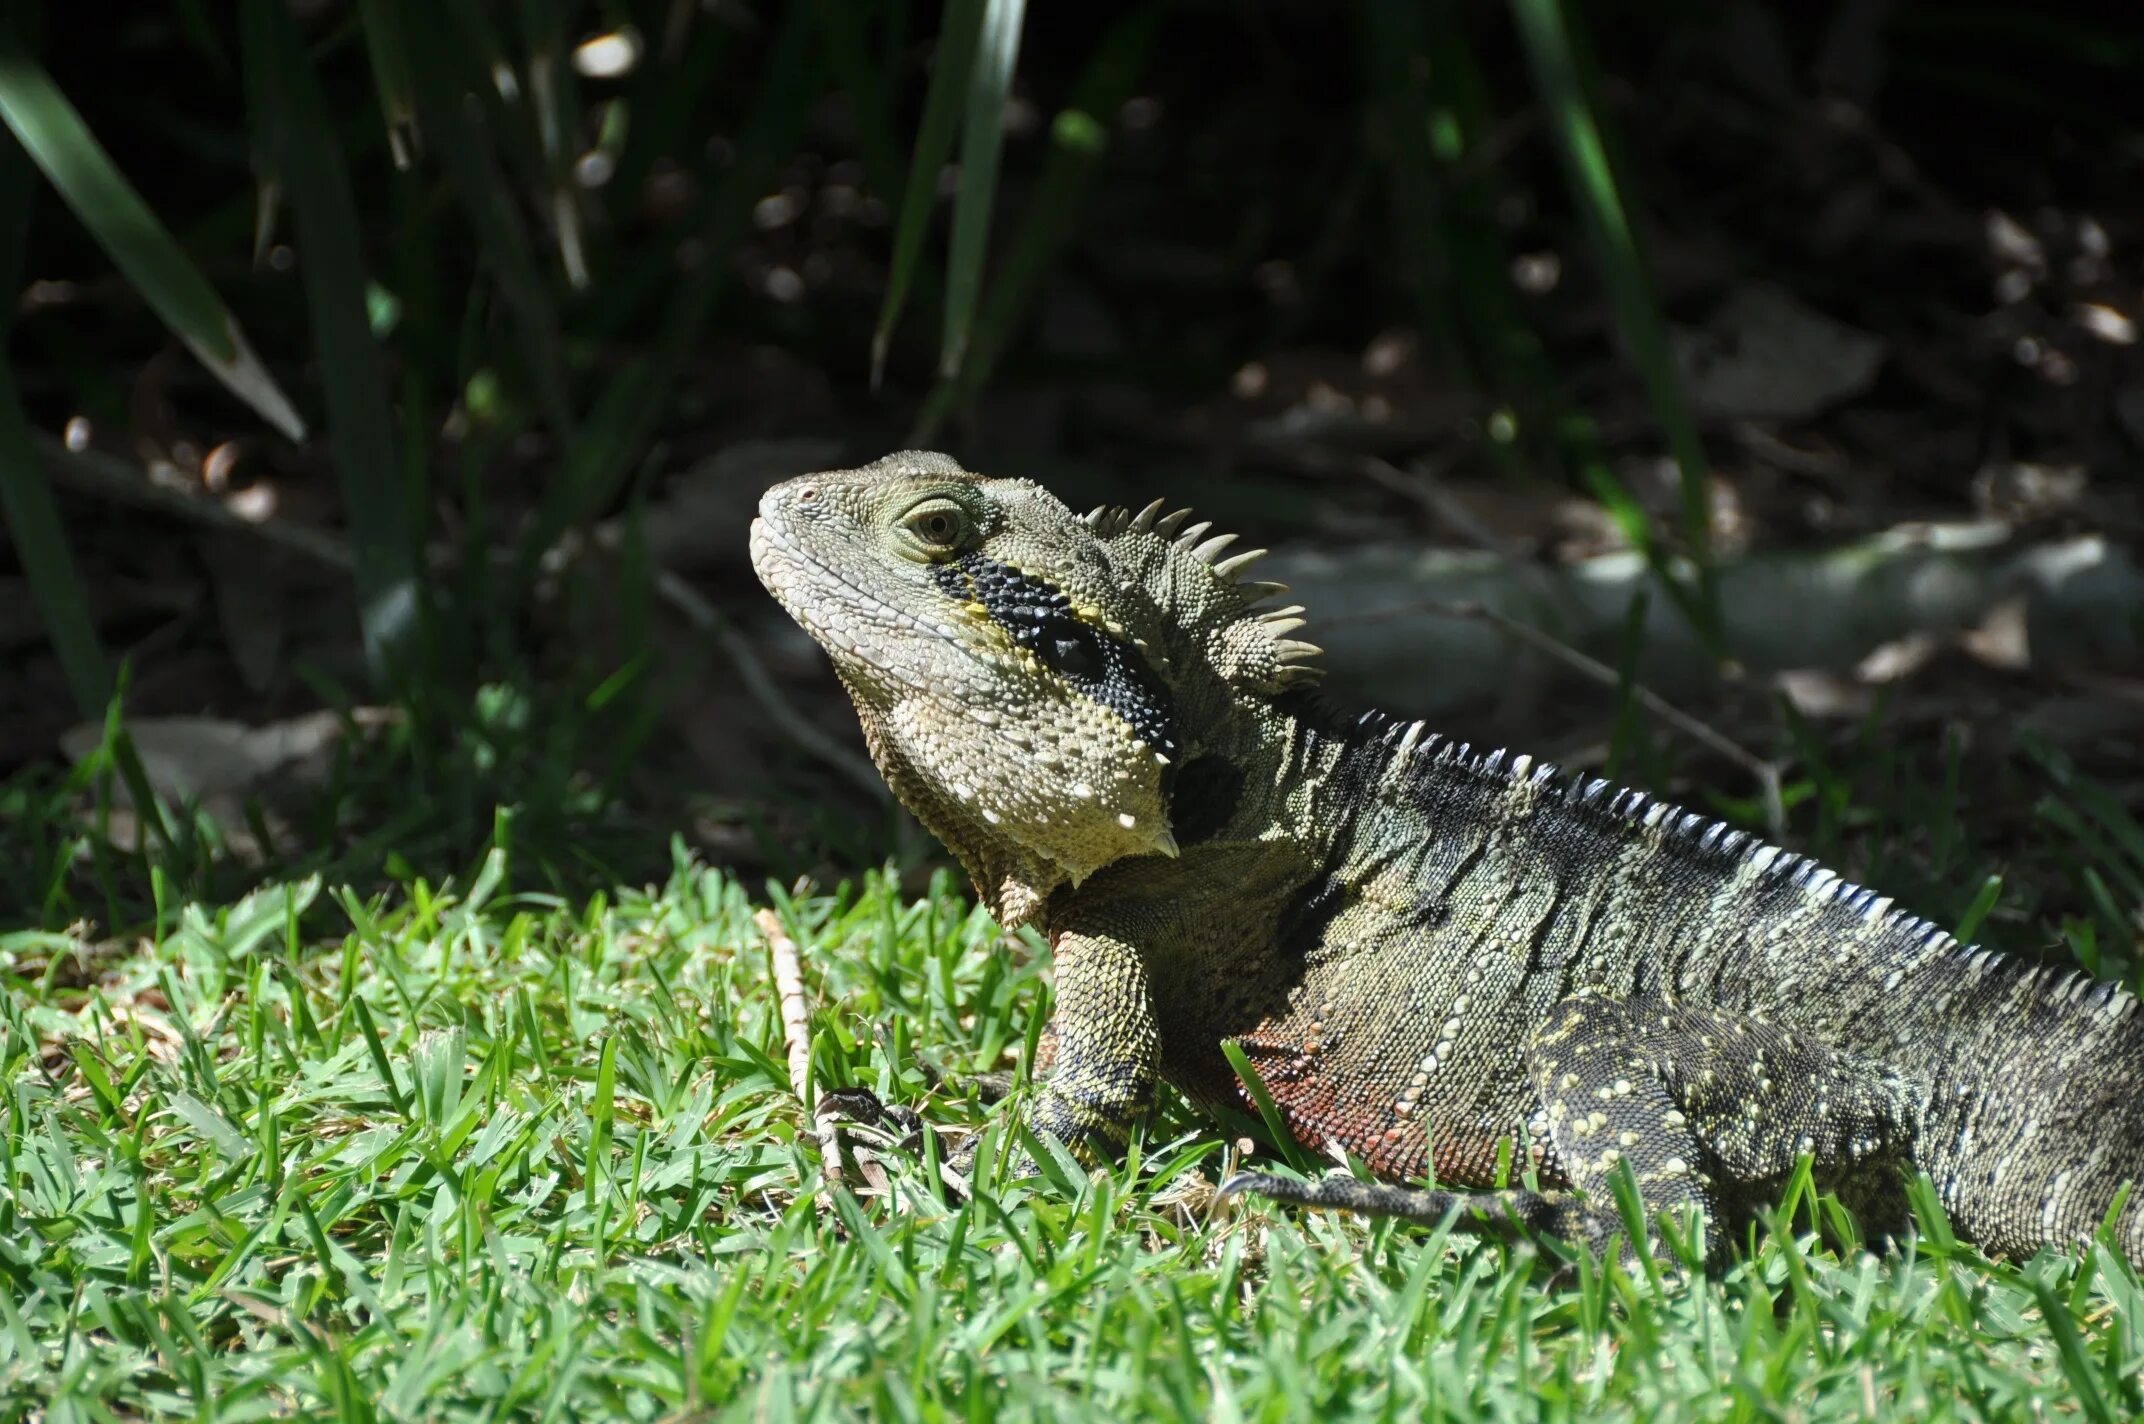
751 450 1317 925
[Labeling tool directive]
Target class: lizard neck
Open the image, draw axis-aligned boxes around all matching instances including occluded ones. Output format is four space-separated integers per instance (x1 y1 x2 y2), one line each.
1157 683 1361 858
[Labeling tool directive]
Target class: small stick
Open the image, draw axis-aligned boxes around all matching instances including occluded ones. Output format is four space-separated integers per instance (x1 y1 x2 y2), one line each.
37 433 354 569
756 907 851 1197
1335 596 1786 836
1355 454 1576 617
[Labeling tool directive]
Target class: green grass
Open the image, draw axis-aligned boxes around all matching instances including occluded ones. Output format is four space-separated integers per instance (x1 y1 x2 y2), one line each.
5 837 2141 1421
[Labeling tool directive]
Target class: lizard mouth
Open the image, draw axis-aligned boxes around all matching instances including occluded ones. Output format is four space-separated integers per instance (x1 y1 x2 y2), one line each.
749 515 985 683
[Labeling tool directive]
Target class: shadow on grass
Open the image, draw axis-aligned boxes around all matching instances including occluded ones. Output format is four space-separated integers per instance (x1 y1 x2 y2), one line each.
0 671 915 939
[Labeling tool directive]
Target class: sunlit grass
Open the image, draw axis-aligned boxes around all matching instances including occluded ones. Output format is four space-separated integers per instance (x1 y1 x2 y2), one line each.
4 834 2139 1419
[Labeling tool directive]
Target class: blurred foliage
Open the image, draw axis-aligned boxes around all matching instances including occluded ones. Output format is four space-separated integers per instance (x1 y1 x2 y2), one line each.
0 0 1739 718
0 0 2139 919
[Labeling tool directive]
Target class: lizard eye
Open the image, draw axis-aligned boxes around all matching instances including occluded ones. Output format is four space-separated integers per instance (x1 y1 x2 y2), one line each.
1039 627 1102 682
899 498 970 554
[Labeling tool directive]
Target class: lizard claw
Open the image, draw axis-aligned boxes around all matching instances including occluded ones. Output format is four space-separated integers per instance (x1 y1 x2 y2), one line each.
815 1085 990 1200
818 1086 927 1150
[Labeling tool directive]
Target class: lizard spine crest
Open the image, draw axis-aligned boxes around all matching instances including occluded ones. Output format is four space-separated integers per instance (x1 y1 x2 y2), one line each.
1085 501 1323 688
1334 698 2139 1026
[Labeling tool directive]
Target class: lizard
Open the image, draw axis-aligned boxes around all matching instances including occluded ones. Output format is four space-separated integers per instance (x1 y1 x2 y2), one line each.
749 449 2144 1265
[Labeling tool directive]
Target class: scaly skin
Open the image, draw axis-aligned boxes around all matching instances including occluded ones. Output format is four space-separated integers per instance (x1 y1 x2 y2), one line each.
751 450 2144 1264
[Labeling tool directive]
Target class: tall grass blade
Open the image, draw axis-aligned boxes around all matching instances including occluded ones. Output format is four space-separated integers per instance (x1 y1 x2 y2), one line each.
522 3 819 577
2031 1277 2116 1424
810 1 909 205
357 0 421 168
939 0 1027 381
0 25 305 441
402 0 574 437
242 0 422 686
911 3 1162 441
0 132 105 716
516 0 590 289
0 388 109 720
1509 0 1721 651
608 8 731 204
872 0 984 389
1362 2 1463 376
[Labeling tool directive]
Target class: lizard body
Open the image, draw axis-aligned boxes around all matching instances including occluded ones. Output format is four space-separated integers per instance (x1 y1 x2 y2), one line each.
751 450 2144 1263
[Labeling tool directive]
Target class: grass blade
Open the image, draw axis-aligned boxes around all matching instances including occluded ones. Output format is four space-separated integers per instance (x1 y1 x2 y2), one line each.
0 384 109 719
872 0 984 388
939 0 1027 380
912 3 1162 441
1509 0 1721 652
809 0 911 206
516 0 590 289
522 2 818 576
1220 1040 1317 1175
1366 5 1587 492
403 0 574 437
0 132 107 716
242 0 422 687
0 24 305 442
2032 1276 2116 1424
357 0 422 169
1363 2 1463 375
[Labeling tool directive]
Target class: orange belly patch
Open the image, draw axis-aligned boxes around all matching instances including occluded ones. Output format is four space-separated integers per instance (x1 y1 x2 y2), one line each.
1227 1031 1511 1187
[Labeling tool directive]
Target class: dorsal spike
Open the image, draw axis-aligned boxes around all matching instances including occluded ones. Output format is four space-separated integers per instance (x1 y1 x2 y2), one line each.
1212 548 1267 580
1151 508 1195 539
1241 583 1293 606
1173 520 1215 550
1126 498 1168 535
1188 532 1238 564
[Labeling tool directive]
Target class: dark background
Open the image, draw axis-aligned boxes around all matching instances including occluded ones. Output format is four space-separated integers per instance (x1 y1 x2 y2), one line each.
2 0 2140 963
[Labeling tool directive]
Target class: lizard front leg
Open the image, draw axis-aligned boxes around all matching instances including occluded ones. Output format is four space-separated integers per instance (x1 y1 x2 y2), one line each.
1529 988 1914 1257
1024 927 1162 1163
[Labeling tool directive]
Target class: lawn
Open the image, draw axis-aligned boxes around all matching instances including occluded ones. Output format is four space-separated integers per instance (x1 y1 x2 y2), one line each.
5 835 2141 1420
3 3 2143 1417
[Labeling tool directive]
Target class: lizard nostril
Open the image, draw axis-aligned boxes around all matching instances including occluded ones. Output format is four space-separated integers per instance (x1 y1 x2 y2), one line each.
797 484 820 503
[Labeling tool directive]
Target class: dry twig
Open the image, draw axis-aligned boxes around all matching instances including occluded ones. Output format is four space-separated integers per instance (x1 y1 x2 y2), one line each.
756 906 852 1199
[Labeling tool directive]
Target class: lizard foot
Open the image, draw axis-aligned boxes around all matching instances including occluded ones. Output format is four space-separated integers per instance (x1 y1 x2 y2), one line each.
1220 1171 1698 1276
1209 1166 1655 1269
817 1086 928 1148
1216 1170 1577 1236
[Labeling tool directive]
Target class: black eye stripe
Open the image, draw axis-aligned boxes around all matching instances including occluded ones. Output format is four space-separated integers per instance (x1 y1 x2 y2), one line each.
934 553 1178 766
